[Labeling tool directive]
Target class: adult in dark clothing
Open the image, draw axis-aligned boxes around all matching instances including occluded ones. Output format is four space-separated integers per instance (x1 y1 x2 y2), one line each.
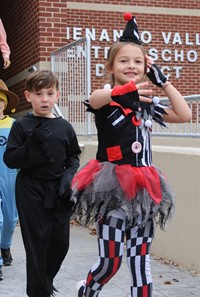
4 70 81 297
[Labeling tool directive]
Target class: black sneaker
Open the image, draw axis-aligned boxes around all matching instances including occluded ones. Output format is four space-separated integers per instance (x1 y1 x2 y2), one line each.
0 266 3 280
75 280 86 297
1 248 13 266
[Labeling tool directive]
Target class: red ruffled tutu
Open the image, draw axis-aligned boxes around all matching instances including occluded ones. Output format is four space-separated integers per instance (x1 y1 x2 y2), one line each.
72 160 175 229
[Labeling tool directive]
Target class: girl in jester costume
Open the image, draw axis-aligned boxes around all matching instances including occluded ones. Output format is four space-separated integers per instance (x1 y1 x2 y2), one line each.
0 79 19 281
73 12 192 297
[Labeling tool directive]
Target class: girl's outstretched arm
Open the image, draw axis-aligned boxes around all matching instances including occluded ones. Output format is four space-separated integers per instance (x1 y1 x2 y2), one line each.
89 77 153 109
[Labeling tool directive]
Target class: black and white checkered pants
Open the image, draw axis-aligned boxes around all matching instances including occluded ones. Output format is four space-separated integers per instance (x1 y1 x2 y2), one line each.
84 208 154 297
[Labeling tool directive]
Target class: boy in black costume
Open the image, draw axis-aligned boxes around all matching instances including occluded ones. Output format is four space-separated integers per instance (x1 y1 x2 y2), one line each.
4 70 81 297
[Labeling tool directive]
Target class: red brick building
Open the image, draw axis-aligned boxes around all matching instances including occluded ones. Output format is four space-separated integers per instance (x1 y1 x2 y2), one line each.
1 0 200 114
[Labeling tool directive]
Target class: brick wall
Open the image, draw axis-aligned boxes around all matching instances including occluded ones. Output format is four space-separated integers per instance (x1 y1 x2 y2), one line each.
0 0 40 111
0 0 200 113
67 1 200 96
67 0 200 9
1 0 39 78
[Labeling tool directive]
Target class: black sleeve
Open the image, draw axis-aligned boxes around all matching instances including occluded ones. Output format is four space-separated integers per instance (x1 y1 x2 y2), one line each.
3 121 51 169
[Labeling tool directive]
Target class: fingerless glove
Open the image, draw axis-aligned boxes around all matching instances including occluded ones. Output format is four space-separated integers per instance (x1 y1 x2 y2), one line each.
147 64 168 88
111 81 140 111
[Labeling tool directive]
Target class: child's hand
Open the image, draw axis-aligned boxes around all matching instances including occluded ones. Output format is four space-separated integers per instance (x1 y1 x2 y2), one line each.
145 55 154 70
146 57 168 88
111 80 153 110
131 76 154 104
111 81 140 111
33 123 52 142
136 81 154 104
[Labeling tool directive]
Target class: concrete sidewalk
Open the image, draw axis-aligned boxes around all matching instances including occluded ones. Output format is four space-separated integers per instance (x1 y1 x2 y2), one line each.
1 224 200 297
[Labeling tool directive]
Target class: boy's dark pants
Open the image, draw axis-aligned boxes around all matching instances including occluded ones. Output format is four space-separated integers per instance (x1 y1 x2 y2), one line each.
16 171 70 297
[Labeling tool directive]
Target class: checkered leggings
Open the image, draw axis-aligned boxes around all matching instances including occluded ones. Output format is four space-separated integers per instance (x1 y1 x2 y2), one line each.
84 208 154 297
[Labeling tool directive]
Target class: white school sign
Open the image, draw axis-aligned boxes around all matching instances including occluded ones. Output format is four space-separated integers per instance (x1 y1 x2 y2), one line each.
66 27 200 79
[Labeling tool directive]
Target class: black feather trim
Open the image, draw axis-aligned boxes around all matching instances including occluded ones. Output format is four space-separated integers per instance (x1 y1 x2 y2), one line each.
83 100 96 113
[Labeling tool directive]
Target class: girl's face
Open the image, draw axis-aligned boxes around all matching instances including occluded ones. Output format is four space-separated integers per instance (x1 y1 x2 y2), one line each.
110 43 145 86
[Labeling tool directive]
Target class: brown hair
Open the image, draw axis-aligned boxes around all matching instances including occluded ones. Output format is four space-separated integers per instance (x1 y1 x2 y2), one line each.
105 42 147 87
25 70 59 92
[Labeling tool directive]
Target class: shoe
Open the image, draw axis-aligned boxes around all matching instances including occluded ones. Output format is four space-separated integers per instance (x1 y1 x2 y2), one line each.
75 280 86 297
0 266 3 281
1 248 13 266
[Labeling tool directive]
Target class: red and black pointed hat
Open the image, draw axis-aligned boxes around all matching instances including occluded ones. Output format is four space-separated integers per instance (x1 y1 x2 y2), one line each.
119 12 141 44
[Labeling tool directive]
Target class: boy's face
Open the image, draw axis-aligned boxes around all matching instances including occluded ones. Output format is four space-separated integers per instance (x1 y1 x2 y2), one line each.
24 86 60 117
110 43 145 86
